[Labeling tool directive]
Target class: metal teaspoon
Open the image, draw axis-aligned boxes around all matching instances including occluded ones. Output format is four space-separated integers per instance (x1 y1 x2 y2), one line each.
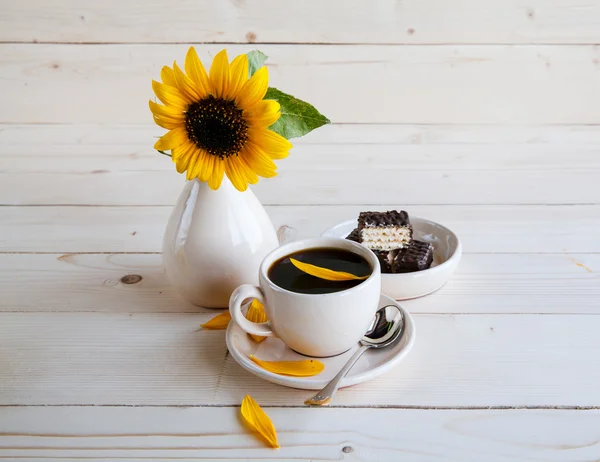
304 304 405 406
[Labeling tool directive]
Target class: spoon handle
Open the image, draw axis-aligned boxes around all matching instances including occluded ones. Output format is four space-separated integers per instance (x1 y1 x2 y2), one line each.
304 345 370 406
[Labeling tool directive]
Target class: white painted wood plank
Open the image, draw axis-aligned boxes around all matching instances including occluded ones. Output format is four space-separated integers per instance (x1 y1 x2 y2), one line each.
2 0 600 45
0 206 168 253
3 163 597 206
1 205 598 253
1 312 600 407
4 123 600 148
8 138 600 171
2 407 599 462
1 253 598 314
4 124 600 206
3 44 600 124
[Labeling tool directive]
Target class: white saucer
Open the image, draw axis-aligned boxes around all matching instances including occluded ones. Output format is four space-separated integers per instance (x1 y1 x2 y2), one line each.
322 217 462 300
225 294 415 390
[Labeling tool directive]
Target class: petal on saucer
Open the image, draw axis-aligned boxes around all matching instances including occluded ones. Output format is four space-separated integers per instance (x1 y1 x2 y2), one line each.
250 355 325 377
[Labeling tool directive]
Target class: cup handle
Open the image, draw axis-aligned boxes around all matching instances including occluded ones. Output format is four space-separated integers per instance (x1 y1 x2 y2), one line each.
229 284 274 337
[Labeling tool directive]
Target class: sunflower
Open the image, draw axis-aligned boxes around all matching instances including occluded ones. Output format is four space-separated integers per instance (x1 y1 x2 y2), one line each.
150 47 292 191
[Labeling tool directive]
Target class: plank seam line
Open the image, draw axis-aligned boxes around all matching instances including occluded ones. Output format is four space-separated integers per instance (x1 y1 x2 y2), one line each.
3 41 600 46
1 404 599 410
4 122 600 127
2 203 600 207
2 311 600 315
0 457 319 461
6 169 597 173
2 251 599 255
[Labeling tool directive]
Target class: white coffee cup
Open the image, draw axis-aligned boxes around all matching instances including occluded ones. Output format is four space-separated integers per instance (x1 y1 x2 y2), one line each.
229 237 381 357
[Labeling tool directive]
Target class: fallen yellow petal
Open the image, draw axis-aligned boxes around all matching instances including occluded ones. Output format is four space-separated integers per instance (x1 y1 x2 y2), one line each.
250 355 325 377
240 395 280 448
200 300 269 333
200 311 231 329
289 258 369 281
246 299 268 343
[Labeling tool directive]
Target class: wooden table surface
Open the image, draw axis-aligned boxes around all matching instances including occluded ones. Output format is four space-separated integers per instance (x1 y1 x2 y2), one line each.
2 1 600 460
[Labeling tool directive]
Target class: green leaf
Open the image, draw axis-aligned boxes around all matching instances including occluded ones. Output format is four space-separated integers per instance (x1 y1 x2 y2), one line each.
157 150 172 157
264 87 330 139
247 50 268 77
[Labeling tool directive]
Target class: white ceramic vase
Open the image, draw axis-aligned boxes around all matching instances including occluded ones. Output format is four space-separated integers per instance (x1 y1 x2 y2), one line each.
163 177 279 308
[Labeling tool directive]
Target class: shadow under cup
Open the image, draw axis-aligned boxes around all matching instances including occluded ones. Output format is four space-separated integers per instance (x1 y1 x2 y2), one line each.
250 237 381 357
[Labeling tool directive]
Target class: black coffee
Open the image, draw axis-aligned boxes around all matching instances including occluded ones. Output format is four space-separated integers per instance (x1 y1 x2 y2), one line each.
268 247 372 294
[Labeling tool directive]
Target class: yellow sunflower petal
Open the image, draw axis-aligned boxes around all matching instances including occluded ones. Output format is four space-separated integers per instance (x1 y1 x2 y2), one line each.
194 150 210 180
149 100 185 120
241 143 278 178
234 155 258 186
208 158 225 190
209 49 230 99
200 311 231 329
171 144 183 162
201 300 269 336
289 258 369 281
186 148 210 181
240 395 280 449
224 53 249 100
185 150 201 180
199 152 215 182
185 46 211 97
174 142 196 173
252 128 292 159
173 61 203 102
246 300 268 342
238 155 259 185
160 66 177 87
152 80 188 110
250 355 325 377
154 127 188 151
152 113 184 128
175 156 191 173
172 140 193 161
153 115 180 130
225 156 249 192
244 100 281 128
236 66 269 109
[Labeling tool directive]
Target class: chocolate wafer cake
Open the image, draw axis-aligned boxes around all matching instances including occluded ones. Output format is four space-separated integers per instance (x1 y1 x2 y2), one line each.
373 249 396 273
393 239 434 273
358 210 412 251
344 210 436 274
345 228 360 243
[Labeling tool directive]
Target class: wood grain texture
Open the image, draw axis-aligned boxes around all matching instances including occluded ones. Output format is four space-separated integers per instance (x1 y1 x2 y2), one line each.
2 407 600 461
3 147 599 206
1 253 598 314
1 1 598 457
2 0 600 45
2 205 598 253
2 44 600 124
4 123 600 148
4 124 600 206
2 312 600 407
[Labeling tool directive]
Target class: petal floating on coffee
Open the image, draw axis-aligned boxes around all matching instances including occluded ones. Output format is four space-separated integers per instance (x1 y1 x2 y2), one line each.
246 299 268 343
250 355 325 377
200 311 232 329
240 395 280 448
289 258 369 281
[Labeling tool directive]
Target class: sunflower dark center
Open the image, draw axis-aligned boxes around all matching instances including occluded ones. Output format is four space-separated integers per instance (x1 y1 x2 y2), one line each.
185 96 248 159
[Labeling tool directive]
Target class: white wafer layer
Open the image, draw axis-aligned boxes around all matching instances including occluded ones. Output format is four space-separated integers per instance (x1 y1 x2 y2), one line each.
361 227 411 251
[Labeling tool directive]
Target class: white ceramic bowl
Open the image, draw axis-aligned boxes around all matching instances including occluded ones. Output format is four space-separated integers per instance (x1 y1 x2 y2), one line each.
322 217 462 300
